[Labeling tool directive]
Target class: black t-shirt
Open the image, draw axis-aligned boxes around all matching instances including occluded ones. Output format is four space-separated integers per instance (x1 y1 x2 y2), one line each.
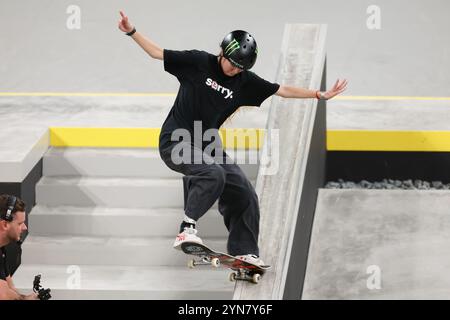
159 49 280 149
0 247 9 281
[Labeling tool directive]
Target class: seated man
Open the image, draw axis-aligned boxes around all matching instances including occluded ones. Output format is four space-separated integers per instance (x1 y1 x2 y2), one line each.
0 194 37 300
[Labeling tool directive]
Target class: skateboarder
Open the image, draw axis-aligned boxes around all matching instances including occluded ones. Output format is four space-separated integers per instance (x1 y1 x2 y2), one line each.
118 11 347 266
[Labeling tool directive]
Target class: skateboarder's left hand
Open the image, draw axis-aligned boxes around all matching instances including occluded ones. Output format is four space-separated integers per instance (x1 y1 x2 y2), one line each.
322 79 348 100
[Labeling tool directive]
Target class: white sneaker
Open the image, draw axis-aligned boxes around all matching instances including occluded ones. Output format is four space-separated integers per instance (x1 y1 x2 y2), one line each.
235 254 267 267
173 226 203 250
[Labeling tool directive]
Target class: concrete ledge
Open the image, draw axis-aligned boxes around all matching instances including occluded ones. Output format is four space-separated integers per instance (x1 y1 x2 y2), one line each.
303 189 450 299
0 129 48 182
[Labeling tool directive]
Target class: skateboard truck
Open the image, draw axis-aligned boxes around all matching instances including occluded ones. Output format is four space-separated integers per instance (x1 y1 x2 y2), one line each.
229 269 261 284
187 256 221 269
188 256 262 284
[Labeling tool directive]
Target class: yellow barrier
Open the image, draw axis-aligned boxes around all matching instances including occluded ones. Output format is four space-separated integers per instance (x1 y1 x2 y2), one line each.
50 127 450 151
50 127 265 149
328 130 450 151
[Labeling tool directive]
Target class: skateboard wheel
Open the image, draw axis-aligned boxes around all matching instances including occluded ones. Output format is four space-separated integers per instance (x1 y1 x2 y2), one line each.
188 259 196 269
229 272 237 282
252 273 261 284
211 258 220 268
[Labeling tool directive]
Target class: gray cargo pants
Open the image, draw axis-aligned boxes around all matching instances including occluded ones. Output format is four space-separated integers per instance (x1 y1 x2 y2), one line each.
159 140 260 256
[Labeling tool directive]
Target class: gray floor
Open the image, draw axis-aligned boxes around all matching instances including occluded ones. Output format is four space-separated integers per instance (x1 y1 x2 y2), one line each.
1 0 449 95
328 98 450 130
303 189 450 299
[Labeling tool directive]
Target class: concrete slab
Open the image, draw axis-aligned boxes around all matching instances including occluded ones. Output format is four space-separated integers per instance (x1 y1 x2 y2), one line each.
303 189 450 299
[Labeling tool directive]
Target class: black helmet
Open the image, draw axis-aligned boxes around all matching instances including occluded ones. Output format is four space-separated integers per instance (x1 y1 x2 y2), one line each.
220 30 258 70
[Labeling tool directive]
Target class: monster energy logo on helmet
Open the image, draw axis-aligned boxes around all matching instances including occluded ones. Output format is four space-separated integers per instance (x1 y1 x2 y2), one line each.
224 39 240 55
220 30 258 70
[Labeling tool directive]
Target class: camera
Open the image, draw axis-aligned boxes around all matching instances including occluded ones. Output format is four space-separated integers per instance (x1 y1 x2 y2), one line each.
33 274 52 300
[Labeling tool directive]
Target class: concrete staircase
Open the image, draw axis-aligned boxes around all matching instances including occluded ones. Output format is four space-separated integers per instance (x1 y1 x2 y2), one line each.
14 147 259 299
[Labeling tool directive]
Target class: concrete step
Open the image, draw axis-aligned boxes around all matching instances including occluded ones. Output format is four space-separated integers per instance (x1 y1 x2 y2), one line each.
13 264 234 300
36 176 184 208
44 147 259 180
44 147 180 179
29 205 228 237
21 235 228 267
36 176 255 208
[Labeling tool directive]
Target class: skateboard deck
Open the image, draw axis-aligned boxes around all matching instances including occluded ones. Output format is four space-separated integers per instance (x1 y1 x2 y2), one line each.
180 241 270 284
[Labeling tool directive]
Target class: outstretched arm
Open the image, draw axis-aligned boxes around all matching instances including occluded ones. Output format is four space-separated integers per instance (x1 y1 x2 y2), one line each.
118 11 163 60
275 79 348 100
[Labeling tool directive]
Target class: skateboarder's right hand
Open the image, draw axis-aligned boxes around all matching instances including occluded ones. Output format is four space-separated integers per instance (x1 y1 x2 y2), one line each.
118 10 134 33
118 10 163 60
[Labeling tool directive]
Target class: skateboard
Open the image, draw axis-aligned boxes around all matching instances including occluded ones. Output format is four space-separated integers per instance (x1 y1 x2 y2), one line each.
180 241 270 284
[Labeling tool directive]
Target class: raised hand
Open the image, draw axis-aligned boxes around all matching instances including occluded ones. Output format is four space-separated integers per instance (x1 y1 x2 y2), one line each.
118 10 134 33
